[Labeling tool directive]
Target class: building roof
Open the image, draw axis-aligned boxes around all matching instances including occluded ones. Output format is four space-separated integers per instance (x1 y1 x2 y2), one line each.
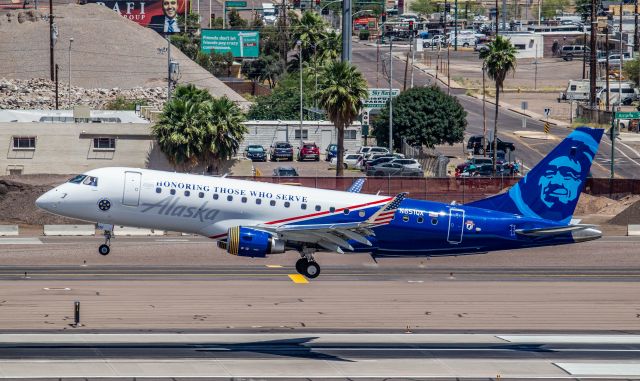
0 110 149 123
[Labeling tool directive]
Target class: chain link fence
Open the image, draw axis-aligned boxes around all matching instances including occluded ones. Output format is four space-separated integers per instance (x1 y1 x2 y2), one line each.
400 139 449 177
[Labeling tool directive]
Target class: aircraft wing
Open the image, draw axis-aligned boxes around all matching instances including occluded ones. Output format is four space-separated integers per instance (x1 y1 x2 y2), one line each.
255 193 408 253
515 224 599 237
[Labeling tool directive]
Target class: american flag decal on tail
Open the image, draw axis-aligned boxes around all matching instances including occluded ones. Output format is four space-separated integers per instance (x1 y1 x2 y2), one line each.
367 193 408 226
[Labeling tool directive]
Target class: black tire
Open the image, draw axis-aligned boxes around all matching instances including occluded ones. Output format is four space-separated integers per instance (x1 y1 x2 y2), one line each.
478 147 485 155
295 258 308 274
463 43 469 47
343 163 348 169
315 157 320 161
98 244 110 256
304 261 321 279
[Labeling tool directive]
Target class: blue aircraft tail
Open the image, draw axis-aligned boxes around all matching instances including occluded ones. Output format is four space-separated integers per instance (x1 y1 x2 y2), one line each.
467 127 604 224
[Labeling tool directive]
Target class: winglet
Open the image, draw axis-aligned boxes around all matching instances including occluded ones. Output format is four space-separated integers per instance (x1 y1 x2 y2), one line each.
366 193 408 226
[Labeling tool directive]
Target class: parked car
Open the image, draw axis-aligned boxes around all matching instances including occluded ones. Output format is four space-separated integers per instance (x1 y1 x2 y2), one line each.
596 83 638 106
298 141 320 161
362 156 397 172
455 157 494 176
331 153 363 169
388 158 422 170
325 143 338 161
467 135 515 155
369 153 405 161
269 141 293 161
272 166 299 177
423 34 447 48
366 163 423 177
362 147 391 161
560 45 589 61
598 52 631 66
244 145 267 162
474 43 489 53
460 163 506 177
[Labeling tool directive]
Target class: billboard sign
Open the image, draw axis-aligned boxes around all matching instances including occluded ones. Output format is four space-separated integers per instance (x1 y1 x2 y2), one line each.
200 29 260 58
86 0 185 35
364 88 400 108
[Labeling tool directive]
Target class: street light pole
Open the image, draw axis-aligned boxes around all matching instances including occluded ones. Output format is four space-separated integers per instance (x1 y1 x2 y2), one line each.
68 37 73 110
298 40 304 148
388 36 393 152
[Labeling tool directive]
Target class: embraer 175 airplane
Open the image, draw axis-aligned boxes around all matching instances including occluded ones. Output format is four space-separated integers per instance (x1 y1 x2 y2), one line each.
36 127 604 278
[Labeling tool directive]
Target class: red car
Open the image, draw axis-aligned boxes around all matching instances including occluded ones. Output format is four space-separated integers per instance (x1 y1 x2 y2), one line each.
298 142 320 161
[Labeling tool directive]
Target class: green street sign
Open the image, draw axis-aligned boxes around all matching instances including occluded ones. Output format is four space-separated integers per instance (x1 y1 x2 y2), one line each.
615 111 640 119
226 1 247 7
201 29 260 58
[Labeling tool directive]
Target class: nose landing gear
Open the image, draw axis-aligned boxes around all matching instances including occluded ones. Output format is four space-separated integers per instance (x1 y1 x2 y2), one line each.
97 223 113 256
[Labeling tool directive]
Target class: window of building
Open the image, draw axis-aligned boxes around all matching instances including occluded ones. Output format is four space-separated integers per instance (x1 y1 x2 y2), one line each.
12 136 36 150
345 130 357 140
170 189 176 195
156 187 162 194
93 137 116 150
184 190 190 197
294 129 309 140
227 195 233 201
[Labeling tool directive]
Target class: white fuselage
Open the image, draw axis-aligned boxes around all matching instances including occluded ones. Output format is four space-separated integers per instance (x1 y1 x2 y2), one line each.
36 167 389 238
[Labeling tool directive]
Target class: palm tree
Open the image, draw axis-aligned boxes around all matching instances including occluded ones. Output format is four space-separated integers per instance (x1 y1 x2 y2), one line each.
291 11 327 57
479 35 517 174
317 61 368 176
201 96 247 174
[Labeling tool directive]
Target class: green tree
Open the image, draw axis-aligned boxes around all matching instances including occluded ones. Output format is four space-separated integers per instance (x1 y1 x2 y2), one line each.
201 96 247 173
317 61 368 176
541 0 568 19
104 96 147 110
170 33 200 61
153 84 246 172
409 0 434 17
243 54 284 88
247 72 317 119
373 86 466 151
209 51 235 77
228 9 248 28
480 35 517 173
623 57 640 86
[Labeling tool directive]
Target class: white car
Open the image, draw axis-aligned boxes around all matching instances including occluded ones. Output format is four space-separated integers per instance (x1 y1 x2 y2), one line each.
389 158 422 170
330 154 363 169
363 147 390 160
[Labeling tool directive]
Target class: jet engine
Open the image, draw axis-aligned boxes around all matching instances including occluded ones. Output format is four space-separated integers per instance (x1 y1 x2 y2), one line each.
218 226 285 257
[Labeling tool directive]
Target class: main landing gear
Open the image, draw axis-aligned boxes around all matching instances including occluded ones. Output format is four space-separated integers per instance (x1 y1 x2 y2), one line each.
98 225 113 256
295 248 321 279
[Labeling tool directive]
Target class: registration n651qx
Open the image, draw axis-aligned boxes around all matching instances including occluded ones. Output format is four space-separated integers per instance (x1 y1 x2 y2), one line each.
37 127 603 279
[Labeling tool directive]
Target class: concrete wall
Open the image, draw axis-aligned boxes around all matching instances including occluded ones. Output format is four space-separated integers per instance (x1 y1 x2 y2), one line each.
0 122 173 174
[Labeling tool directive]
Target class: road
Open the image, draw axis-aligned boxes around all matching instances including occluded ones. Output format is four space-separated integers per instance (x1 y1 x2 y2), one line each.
351 41 640 178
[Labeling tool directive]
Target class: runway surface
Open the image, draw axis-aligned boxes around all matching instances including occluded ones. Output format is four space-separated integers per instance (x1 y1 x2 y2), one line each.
0 333 638 378
1 235 639 378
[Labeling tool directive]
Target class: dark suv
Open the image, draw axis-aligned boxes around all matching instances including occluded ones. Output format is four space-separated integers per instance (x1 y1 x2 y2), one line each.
269 141 294 161
467 135 515 155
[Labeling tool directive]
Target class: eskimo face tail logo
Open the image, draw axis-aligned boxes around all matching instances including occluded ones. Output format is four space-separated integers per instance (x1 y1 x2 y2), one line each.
538 155 583 207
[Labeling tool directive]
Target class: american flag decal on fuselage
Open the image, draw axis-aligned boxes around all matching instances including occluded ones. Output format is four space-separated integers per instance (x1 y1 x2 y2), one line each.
369 192 408 226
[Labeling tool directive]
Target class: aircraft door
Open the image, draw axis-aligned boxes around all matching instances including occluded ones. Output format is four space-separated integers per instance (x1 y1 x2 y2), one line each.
447 208 465 244
122 171 142 207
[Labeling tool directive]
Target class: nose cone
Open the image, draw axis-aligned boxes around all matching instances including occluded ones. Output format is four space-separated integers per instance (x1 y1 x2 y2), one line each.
36 188 60 212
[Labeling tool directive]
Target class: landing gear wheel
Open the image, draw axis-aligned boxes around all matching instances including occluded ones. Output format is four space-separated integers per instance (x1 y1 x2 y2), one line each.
295 258 308 274
304 261 321 279
98 244 110 256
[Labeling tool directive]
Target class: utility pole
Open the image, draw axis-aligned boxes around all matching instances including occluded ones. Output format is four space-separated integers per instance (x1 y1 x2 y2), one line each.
589 0 597 107
167 35 172 101
495 0 499 35
502 0 507 31
341 0 352 62
388 37 393 152
48 0 54 81
582 31 587 79
454 0 458 51
482 64 487 158
403 34 411 90
635 0 639 53
619 1 624 109
606 28 610 110
278 0 287 62
54 64 59 110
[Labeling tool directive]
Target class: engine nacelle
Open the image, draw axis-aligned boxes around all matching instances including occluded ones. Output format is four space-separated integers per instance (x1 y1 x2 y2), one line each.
222 226 285 257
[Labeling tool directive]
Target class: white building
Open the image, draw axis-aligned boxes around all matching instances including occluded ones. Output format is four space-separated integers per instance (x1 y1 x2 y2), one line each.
504 33 544 59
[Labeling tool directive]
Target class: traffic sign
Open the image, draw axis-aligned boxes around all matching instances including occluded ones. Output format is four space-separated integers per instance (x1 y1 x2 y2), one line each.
615 111 640 119
544 122 550 134
225 1 247 7
543 108 551 117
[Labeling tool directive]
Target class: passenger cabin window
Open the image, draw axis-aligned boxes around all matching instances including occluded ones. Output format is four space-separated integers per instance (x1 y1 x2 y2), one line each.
270 200 276 206
431 217 438 225
184 190 190 197
402 215 409 222
198 192 204 198
242 197 247 203
329 207 336 213
170 189 176 195
213 194 219 200
156 187 162 193
256 198 262 205
343 209 350 215
227 195 233 201
315 205 321 211
284 201 290 208
417 217 424 223
301 203 307 210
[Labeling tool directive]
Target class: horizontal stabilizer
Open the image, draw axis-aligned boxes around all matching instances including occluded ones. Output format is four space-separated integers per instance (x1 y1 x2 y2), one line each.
516 224 598 237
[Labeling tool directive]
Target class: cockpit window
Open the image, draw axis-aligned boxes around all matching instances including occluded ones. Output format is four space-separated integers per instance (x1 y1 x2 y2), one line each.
83 176 98 186
68 175 86 184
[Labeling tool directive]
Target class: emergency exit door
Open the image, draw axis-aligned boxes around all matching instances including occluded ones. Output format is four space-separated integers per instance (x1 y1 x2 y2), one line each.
447 208 465 244
122 171 142 207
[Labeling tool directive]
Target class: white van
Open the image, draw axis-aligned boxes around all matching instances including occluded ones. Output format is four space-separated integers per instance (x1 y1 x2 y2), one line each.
596 82 638 105
262 3 276 25
561 79 605 101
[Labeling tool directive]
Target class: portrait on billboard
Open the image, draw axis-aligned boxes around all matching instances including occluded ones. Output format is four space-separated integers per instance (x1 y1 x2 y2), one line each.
86 0 185 35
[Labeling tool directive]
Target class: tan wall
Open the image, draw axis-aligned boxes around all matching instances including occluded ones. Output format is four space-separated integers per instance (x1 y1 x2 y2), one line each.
0 122 173 175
